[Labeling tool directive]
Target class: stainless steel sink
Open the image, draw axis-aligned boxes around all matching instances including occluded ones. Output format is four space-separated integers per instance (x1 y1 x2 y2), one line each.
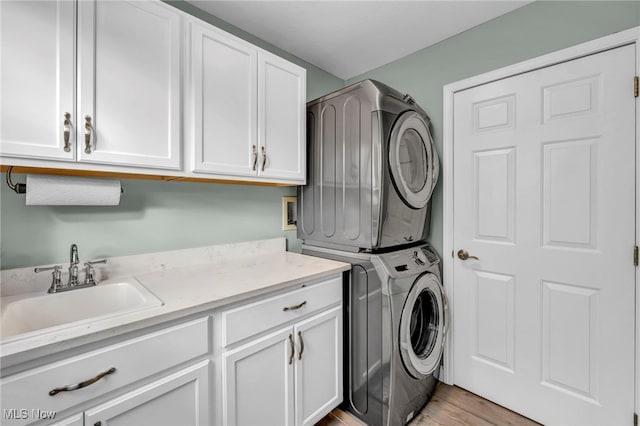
0 278 163 342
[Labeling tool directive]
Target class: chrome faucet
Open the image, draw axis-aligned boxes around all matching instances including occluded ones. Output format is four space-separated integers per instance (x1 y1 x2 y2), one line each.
35 243 107 293
68 243 80 287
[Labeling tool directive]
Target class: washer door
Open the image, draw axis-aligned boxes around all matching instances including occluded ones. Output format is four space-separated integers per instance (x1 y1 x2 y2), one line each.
399 273 447 379
388 111 439 209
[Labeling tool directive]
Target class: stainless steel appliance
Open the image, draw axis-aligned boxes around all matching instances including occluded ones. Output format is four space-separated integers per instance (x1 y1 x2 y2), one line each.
303 243 447 426
297 79 439 251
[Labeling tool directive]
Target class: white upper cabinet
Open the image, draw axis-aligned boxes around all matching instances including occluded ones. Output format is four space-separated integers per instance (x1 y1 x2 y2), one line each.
1 0 181 170
1 1 306 184
258 51 306 182
77 1 181 169
189 22 258 176
187 19 306 184
0 0 76 161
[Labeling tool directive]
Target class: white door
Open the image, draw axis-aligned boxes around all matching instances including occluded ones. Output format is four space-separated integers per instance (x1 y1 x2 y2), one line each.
258 51 306 182
77 0 181 170
294 307 342 426
188 20 258 176
84 361 209 426
0 0 76 161
222 327 295 426
452 44 636 425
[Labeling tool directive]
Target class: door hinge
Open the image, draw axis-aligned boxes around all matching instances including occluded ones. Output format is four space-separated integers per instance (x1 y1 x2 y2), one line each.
635 76 639 97
634 246 639 266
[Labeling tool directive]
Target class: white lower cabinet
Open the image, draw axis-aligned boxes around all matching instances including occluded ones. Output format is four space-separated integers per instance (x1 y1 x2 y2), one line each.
49 414 83 426
84 361 209 426
0 317 210 426
293 307 342 426
220 276 343 426
1 275 343 426
223 328 295 426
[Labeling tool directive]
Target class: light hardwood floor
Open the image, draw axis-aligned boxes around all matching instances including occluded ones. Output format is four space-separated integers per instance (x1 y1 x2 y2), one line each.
316 383 540 426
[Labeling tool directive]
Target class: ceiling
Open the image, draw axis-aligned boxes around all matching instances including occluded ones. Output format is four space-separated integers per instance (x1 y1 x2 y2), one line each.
186 1 533 80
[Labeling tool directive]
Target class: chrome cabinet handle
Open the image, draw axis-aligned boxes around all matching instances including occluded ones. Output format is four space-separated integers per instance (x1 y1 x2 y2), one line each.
49 367 116 396
84 115 92 154
261 146 267 171
251 145 258 171
298 331 304 360
63 113 72 152
283 300 307 312
288 334 294 365
457 249 479 261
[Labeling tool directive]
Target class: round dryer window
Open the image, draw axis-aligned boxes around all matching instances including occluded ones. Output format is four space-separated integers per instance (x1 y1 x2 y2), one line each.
399 273 447 379
389 111 439 209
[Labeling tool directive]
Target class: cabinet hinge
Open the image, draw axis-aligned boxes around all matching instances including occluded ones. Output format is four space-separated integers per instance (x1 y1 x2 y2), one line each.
635 76 639 98
634 246 639 266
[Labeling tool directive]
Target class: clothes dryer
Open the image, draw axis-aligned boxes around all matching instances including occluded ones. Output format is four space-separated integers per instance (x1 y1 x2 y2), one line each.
298 80 439 251
302 243 447 426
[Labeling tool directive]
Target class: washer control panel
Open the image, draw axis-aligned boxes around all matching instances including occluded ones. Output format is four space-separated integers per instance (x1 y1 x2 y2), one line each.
378 244 440 277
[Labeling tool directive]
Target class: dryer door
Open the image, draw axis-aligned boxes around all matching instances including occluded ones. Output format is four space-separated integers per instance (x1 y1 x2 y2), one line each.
399 272 447 379
388 111 439 209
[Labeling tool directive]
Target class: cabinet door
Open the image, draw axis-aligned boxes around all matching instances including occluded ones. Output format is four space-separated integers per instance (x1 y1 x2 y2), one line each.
84 361 210 426
222 327 295 426
294 306 343 426
77 0 181 170
258 51 306 182
188 21 258 177
0 0 75 161
49 414 83 426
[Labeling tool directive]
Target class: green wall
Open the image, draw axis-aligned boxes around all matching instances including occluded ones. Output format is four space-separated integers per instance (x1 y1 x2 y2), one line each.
346 0 640 254
0 1 343 270
2 1 638 270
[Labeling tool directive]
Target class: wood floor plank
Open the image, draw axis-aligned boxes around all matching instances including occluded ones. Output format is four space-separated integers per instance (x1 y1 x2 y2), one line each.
436 385 540 426
329 410 367 426
411 392 494 426
316 382 539 426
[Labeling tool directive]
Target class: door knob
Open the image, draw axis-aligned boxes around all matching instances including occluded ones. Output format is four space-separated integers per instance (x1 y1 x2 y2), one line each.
457 249 479 261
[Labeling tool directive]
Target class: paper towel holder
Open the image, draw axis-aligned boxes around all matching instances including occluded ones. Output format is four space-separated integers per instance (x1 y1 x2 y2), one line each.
5 166 124 195
6 167 26 194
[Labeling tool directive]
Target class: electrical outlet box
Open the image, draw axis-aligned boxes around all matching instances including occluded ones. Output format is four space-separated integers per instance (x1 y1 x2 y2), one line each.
282 196 297 231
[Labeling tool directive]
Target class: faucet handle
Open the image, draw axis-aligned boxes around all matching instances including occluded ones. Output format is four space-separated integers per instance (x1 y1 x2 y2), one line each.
84 259 106 286
35 265 63 293
35 265 62 274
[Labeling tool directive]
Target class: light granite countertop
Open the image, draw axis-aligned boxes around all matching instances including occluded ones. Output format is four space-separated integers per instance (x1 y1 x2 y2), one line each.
0 238 350 368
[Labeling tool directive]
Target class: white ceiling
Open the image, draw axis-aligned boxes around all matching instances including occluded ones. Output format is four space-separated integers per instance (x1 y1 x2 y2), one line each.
187 1 533 80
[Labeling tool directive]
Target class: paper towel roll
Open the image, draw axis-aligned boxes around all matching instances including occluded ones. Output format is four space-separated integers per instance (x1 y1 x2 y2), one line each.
26 174 121 206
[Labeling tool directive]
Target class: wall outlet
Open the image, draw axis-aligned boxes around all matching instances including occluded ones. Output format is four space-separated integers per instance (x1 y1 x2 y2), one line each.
282 196 297 231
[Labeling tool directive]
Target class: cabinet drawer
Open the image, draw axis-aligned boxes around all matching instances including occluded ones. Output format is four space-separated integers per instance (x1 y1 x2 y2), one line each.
222 275 341 347
0 317 209 425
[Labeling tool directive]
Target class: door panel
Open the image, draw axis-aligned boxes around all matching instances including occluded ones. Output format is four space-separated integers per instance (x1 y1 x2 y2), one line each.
294 307 342 426
222 327 294 426
258 51 305 181
85 361 209 426
0 0 75 160
189 21 257 176
453 44 635 425
77 0 181 169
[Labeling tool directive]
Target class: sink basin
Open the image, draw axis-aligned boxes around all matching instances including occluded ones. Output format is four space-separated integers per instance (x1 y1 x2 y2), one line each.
0 279 163 342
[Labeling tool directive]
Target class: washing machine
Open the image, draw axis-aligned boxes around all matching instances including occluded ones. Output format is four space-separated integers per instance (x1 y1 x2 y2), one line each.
297 79 439 252
302 243 447 426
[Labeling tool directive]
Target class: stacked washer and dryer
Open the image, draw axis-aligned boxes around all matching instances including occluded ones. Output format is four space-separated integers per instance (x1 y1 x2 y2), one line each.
297 80 447 426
